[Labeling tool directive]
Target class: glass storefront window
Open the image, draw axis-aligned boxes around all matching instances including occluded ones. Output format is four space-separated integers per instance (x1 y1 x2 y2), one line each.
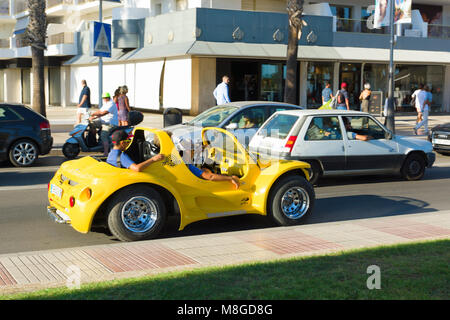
306 62 334 108
394 65 444 112
261 63 285 102
363 63 388 93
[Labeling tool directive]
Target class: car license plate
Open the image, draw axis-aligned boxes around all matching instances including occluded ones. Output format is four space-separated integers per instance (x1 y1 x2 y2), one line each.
50 184 63 198
433 138 450 146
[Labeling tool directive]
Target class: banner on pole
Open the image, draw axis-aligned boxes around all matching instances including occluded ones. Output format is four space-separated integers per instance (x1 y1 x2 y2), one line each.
394 0 412 24
374 0 391 28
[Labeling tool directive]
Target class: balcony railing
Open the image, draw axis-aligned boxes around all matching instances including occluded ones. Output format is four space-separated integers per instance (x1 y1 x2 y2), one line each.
47 32 74 45
428 24 450 40
0 38 9 48
47 0 74 8
336 18 389 35
0 0 9 15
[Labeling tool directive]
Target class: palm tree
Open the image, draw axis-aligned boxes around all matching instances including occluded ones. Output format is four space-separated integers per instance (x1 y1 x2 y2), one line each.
26 0 47 117
284 0 304 105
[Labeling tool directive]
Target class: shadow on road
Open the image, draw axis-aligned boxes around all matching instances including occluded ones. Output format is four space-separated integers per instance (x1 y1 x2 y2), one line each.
317 166 450 187
154 194 434 241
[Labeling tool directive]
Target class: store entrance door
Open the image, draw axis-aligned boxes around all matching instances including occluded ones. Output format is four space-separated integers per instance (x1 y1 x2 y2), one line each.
340 63 361 110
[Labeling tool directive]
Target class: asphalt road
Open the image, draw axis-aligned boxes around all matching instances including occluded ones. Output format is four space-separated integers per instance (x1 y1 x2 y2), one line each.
0 153 450 255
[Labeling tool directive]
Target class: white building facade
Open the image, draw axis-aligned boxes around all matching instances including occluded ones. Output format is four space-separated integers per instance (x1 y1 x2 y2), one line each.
0 0 450 114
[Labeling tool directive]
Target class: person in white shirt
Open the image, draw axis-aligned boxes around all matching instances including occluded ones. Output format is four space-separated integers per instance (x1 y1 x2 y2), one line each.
89 92 119 156
412 84 430 135
213 75 231 105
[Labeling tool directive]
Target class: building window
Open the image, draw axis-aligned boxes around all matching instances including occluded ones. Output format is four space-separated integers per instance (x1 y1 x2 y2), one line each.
363 63 388 95
154 3 162 15
307 62 334 108
21 69 30 105
394 65 444 112
261 63 285 102
331 5 353 32
176 0 187 11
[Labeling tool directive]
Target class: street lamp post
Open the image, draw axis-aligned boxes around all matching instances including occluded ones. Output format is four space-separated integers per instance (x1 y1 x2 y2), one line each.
98 0 103 108
386 0 395 133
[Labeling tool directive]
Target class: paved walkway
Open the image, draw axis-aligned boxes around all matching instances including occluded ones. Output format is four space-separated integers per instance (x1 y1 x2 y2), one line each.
1 210 449 295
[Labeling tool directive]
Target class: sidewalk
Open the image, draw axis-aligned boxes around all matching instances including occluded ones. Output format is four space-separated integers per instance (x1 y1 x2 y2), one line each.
1 210 449 295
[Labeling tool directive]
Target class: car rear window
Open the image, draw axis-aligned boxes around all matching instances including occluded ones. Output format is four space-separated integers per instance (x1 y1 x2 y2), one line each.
258 114 299 139
0 106 23 121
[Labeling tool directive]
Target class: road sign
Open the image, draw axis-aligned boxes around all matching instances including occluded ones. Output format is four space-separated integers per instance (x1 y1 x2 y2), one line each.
93 21 111 58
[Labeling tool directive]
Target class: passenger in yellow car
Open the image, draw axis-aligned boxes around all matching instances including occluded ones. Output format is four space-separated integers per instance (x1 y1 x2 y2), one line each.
173 136 240 189
107 130 165 172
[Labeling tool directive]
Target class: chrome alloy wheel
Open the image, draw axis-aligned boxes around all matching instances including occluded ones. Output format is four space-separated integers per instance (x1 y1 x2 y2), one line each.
280 187 310 220
121 196 158 233
12 142 37 166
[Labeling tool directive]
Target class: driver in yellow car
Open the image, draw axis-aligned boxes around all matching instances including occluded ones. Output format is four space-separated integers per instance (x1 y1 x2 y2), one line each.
106 130 165 172
173 136 240 189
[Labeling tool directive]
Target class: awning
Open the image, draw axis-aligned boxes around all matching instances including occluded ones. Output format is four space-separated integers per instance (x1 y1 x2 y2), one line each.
63 49 128 65
13 16 29 35
64 40 450 65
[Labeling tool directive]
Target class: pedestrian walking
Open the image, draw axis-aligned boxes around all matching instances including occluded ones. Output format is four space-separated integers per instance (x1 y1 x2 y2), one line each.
76 80 91 124
213 75 231 105
113 87 121 111
335 82 350 110
117 85 131 126
359 83 372 113
425 85 433 111
412 84 424 124
413 84 430 135
321 82 334 104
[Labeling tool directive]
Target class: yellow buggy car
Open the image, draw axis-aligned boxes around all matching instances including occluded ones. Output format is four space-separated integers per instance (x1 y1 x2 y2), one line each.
47 127 315 241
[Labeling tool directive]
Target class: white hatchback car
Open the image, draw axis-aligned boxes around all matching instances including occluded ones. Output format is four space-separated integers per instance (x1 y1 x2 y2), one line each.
249 110 436 185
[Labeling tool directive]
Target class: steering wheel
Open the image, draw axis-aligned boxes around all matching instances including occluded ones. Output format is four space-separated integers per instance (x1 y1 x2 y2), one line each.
143 141 160 160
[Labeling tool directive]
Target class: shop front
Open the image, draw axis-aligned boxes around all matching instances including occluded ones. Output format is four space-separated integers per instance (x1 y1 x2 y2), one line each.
216 59 295 104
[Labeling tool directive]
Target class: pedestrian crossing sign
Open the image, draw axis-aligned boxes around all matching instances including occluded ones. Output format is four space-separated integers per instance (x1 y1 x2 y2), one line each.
93 22 111 58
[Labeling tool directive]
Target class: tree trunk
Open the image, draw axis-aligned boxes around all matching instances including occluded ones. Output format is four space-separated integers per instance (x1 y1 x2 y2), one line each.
31 46 46 117
284 0 304 105
27 0 47 117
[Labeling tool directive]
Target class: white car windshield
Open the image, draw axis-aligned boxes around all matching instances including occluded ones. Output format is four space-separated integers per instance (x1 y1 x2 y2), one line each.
186 106 238 127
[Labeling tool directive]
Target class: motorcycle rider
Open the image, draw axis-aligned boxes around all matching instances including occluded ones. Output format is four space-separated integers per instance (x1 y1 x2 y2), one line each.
89 92 119 156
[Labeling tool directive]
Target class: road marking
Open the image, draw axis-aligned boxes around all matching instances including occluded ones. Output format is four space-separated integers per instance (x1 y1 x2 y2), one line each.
0 184 47 192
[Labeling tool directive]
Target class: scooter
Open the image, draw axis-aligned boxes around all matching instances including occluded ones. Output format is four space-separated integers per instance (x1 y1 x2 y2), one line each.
62 110 143 159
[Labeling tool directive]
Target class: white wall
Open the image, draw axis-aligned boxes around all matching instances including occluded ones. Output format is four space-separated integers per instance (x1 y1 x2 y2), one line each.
134 60 164 110
163 57 192 110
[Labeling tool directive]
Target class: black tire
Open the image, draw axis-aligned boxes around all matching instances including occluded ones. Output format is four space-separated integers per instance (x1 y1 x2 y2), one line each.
9 139 39 167
306 161 322 186
62 142 80 159
268 175 315 226
401 153 426 181
107 185 166 241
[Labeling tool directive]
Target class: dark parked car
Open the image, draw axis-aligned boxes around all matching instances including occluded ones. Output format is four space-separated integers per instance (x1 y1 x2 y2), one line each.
428 123 450 154
0 104 53 167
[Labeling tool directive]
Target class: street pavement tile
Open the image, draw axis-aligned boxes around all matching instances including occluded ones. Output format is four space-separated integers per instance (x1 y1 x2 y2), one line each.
356 219 450 240
83 243 198 273
238 230 342 255
0 261 16 286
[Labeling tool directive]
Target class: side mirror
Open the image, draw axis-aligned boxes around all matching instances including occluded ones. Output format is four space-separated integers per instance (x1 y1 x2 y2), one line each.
225 123 238 130
385 130 393 140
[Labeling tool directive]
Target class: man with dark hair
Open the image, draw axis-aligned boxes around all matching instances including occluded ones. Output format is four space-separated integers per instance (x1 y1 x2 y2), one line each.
76 80 91 124
106 130 164 172
322 82 334 104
